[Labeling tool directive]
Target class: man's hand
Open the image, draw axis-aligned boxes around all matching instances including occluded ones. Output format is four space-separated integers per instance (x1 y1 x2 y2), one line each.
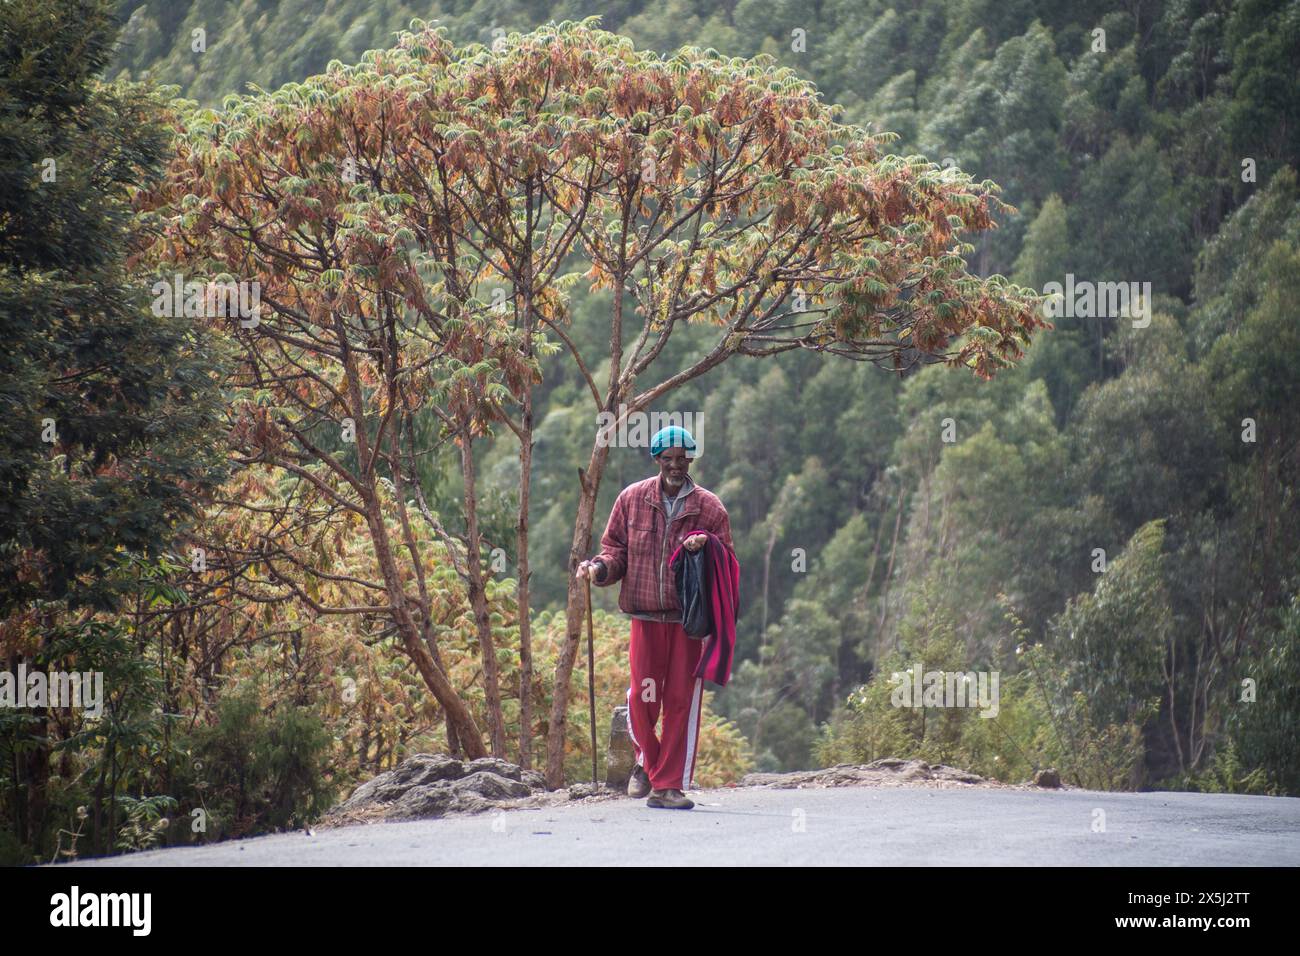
683 533 708 552
576 559 603 581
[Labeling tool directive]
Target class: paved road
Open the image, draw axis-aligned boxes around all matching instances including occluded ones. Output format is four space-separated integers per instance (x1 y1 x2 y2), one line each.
58 785 1300 866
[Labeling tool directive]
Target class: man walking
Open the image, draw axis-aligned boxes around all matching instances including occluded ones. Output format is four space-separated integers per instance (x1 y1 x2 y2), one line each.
576 425 735 810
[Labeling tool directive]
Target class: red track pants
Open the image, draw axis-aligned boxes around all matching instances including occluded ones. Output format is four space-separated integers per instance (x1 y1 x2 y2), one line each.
626 617 705 791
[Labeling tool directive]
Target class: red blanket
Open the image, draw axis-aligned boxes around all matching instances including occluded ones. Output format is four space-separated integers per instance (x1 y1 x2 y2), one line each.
669 529 740 688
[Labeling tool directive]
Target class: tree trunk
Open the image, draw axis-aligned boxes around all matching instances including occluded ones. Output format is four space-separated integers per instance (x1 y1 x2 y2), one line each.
91 736 109 856
334 316 487 758
22 631 52 850
513 205 539 770
458 428 507 756
544 440 613 788
517 382 536 769
761 525 777 640
106 738 119 851
365 496 487 759
875 483 907 654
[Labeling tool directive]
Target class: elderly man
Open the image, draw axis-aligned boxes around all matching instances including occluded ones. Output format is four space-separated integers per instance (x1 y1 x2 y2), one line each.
576 425 735 810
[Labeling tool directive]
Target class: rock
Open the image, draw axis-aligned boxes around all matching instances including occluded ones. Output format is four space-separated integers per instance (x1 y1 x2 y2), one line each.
451 791 495 815
389 784 461 819
1034 768 1062 788
898 761 932 781
331 754 464 814
738 770 806 787
864 757 908 770
463 757 523 781
390 753 465 785
605 705 636 791
327 752 544 822
740 757 988 790
453 771 533 801
568 782 604 800
933 766 984 784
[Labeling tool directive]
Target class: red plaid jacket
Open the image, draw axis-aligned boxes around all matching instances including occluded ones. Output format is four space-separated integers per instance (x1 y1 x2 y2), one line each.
592 475 735 619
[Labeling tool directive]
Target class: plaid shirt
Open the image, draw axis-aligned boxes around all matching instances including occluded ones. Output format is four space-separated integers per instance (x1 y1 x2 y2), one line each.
593 475 735 619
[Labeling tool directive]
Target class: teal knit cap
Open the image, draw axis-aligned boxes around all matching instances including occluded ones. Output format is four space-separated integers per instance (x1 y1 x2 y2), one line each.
650 425 697 457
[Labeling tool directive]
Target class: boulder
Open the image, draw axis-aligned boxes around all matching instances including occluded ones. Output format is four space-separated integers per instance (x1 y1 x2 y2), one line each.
1033 768 1062 788
327 753 545 822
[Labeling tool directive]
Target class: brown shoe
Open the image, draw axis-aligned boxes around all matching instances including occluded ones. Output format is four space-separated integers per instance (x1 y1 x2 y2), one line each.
627 764 651 798
646 788 694 810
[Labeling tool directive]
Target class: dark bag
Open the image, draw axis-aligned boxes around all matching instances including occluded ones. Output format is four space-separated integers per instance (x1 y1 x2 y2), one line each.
673 544 713 639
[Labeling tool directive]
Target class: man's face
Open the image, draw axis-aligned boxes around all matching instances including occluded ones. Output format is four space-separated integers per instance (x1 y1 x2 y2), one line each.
656 446 691 492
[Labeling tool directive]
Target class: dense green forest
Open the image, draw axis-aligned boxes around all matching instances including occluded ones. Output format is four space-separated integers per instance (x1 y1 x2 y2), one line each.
2 0 1296 862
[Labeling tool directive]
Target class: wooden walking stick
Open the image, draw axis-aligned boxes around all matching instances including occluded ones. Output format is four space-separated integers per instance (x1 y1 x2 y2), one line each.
584 575 598 786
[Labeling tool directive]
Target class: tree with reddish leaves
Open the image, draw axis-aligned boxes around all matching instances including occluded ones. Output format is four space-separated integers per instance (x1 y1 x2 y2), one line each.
139 18 1044 782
